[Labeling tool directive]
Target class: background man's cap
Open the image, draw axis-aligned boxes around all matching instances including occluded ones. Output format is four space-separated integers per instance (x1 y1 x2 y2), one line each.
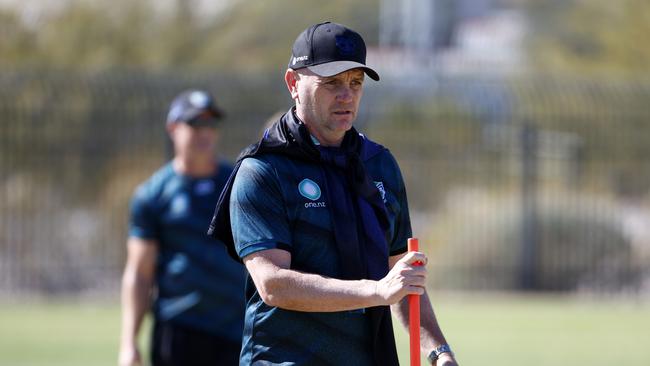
166 89 224 126
288 22 380 81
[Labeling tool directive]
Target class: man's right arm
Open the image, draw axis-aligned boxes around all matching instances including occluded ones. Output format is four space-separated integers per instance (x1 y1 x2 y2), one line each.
232 157 427 310
119 237 158 366
243 248 427 312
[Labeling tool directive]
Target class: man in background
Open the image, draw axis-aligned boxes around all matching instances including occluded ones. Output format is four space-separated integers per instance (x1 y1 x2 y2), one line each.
119 90 245 366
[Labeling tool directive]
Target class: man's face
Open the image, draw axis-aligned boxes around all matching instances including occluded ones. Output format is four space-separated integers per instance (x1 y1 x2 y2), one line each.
168 122 219 158
290 68 365 145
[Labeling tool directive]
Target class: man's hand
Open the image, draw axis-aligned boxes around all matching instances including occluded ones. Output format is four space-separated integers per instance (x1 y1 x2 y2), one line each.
118 344 142 366
375 251 427 305
434 352 458 366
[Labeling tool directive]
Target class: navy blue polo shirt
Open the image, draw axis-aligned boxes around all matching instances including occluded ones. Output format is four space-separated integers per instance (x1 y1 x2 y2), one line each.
129 161 245 342
230 147 412 365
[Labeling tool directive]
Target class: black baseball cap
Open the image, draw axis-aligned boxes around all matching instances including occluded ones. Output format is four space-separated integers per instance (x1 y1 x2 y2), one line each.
288 22 380 81
166 89 224 126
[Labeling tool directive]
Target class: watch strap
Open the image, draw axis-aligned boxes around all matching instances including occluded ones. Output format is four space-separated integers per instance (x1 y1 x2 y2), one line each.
427 344 453 363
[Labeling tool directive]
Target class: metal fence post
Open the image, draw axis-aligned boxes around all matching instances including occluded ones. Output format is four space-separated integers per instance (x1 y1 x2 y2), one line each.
519 123 540 290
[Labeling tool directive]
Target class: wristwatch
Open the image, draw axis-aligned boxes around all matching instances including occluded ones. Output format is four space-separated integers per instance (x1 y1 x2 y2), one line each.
427 344 454 363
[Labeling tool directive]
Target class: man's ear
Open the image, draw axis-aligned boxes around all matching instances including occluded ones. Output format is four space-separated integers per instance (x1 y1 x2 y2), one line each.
166 122 177 139
285 69 300 101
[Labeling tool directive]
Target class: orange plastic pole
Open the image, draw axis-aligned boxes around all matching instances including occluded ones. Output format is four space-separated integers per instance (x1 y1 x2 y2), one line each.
408 237 421 366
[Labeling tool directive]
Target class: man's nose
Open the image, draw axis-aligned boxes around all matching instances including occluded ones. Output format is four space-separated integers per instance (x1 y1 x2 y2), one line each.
336 85 354 103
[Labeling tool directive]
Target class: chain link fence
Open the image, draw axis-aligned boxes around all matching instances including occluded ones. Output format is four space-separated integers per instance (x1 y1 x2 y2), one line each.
1 71 649 297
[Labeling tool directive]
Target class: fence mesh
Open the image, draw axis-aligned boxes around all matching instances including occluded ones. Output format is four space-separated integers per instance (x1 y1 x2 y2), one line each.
1 71 649 296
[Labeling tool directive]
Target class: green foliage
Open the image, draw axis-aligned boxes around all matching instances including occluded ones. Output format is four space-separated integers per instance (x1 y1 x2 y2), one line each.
0 11 36 67
4 0 649 76
0 0 378 72
524 0 650 76
194 0 378 73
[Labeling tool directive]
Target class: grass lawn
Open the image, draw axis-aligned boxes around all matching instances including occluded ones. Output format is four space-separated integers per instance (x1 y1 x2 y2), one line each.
1 294 649 366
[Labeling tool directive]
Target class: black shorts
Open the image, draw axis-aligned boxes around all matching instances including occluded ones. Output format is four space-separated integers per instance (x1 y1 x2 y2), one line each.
151 321 241 366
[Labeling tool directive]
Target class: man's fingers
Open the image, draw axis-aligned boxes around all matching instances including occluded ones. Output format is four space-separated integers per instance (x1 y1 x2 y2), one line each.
407 285 426 295
401 273 426 287
397 265 426 278
402 251 427 266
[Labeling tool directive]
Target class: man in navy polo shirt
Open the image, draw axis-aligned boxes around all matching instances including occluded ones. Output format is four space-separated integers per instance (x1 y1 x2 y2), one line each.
119 90 245 366
209 22 458 366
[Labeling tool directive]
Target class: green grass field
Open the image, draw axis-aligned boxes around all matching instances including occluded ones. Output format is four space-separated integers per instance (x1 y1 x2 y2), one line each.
1 294 649 366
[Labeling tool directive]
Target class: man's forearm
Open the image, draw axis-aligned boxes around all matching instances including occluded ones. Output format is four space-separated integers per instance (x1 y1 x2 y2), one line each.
392 290 448 354
246 250 427 312
257 267 382 312
120 274 151 346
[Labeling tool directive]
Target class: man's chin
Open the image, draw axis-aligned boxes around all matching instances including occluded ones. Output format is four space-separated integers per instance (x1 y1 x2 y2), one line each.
331 116 355 130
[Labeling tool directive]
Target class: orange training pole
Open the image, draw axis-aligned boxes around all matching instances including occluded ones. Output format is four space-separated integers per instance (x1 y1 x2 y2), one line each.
408 237 421 366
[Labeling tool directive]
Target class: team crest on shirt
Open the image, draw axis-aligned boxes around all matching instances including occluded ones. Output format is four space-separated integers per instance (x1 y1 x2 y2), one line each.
194 180 215 195
298 178 326 208
374 181 387 203
170 194 189 216
299 178 321 200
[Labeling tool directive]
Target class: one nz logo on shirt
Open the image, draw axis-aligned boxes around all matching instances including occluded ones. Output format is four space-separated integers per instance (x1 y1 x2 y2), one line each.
298 178 326 208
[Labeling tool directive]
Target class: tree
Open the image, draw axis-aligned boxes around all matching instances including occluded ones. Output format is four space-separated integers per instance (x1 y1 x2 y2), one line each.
524 0 650 76
0 0 378 72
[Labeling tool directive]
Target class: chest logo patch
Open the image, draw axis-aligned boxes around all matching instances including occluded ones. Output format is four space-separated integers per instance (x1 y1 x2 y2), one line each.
298 178 321 201
194 180 215 195
170 194 189 216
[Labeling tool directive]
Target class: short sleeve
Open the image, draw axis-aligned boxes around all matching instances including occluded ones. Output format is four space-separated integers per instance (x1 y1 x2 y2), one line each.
128 185 157 240
389 157 412 256
230 157 292 259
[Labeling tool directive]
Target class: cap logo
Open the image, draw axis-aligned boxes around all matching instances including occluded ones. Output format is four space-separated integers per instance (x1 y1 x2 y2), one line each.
293 55 309 65
335 34 357 56
189 91 210 108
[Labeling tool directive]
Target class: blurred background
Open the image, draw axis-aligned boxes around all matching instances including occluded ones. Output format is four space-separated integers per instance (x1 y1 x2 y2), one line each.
1 0 649 365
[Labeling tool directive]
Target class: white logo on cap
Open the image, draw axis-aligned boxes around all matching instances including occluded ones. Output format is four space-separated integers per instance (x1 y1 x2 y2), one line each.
293 55 309 65
189 91 210 108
